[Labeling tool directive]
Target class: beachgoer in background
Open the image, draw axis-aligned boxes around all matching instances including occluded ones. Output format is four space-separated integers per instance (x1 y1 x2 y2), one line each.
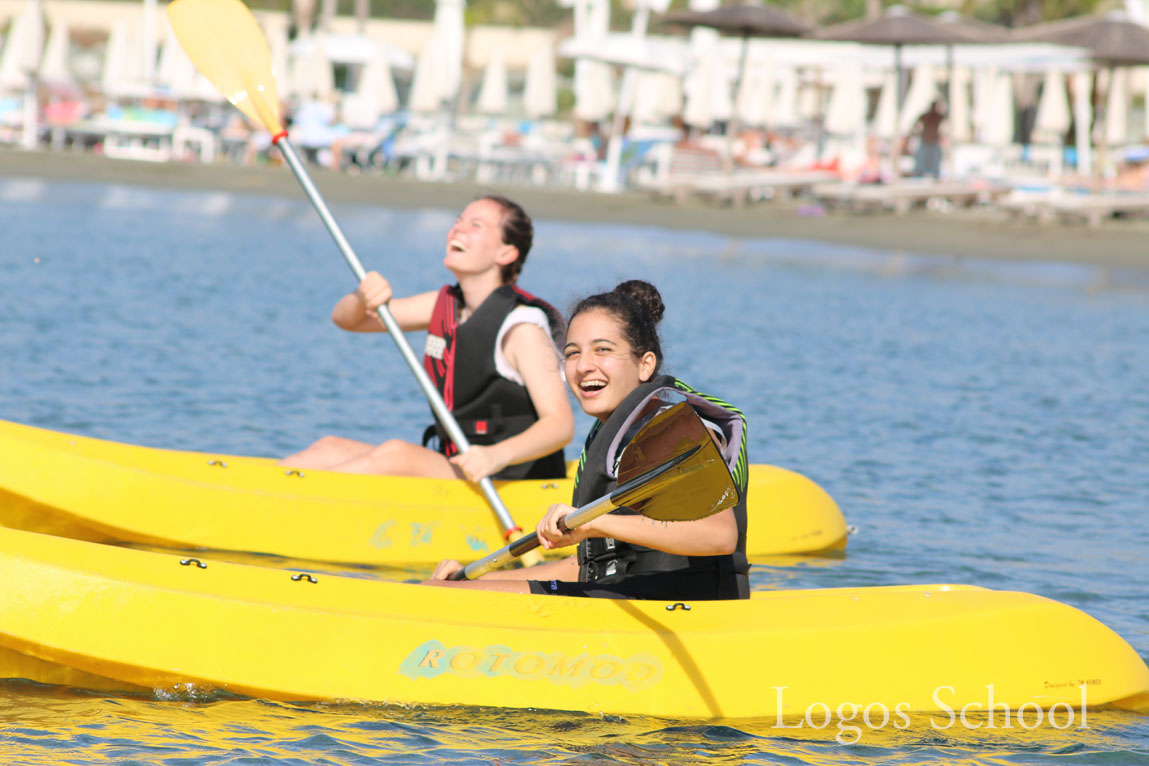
912 100 945 179
280 196 573 482
427 280 750 601
290 92 348 167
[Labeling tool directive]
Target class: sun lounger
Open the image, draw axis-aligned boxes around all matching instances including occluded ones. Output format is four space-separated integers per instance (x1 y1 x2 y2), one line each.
813 180 1012 215
637 145 840 206
684 169 841 206
1000 191 1149 227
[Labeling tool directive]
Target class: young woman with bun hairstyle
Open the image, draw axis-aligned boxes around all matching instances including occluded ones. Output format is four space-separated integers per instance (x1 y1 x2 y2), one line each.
281 196 573 483
429 279 750 600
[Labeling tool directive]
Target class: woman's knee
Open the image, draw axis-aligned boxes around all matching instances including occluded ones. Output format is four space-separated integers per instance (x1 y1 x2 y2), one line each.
366 439 417 471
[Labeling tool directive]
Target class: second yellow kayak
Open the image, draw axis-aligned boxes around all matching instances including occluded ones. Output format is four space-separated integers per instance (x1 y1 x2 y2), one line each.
0 418 848 568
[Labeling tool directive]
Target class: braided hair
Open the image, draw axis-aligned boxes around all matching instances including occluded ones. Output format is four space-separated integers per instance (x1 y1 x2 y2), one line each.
479 195 533 284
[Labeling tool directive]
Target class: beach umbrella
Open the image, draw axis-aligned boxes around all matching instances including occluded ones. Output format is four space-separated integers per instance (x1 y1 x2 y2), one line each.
38 21 74 89
682 38 730 129
1012 11 1149 66
157 22 223 101
633 70 682 124
661 1 809 38
660 0 809 158
432 0 465 108
813 5 979 176
288 31 334 100
572 59 614 122
947 66 972 143
734 48 773 128
408 33 447 113
824 63 865 137
266 21 292 97
1104 66 1128 147
156 23 192 95
812 6 979 97
971 65 995 140
679 18 718 130
103 18 153 98
570 0 615 122
476 48 508 115
0 0 45 91
0 0 44 150
982 70 1014 147
341 42 398 129
1071 70 1093 174
1032 68 1070 144
523 43 557 119
660 0 811 83
771 63 799 128
871 70 897 139
1013 11 1149 175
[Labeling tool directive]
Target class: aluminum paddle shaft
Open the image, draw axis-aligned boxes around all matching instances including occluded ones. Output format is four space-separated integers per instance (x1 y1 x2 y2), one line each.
449 441 704 581
274 137 522 539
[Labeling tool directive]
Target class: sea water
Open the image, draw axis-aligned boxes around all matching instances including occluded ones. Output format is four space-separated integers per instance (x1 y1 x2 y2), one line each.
0 177 1146 764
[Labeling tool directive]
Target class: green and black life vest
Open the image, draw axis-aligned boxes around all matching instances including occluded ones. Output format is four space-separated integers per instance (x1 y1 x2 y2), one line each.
572 375 750 599
421 283 566 480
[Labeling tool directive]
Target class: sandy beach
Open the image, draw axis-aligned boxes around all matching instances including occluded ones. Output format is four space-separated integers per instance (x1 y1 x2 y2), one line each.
3 148 1147 270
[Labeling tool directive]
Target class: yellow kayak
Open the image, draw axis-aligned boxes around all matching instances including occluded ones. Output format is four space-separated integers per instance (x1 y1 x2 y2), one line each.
0 526 1145 719
0 418 847 567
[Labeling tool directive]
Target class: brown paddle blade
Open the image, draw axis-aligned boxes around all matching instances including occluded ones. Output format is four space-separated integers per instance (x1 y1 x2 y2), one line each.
614 401 738 522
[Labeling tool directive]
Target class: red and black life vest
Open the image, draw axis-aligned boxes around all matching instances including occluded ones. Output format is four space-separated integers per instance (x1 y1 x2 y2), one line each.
421 283 567 480
572 375 750 599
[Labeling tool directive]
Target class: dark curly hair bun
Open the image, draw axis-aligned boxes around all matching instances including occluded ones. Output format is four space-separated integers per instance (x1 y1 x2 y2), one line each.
613 280 664 325
570 279 665 375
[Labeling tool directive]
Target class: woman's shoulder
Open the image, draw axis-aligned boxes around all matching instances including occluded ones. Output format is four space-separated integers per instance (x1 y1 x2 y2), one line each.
497 306 555 346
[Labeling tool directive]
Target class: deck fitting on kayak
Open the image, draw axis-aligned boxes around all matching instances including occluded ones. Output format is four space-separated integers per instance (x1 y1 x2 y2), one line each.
179 558 207 569
207 460 228 468
284 470 305 478
666 602 691 611
291 573 318 584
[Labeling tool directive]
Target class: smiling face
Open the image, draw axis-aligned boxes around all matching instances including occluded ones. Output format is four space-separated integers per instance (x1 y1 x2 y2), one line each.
563 308 658 422
443 199 518 279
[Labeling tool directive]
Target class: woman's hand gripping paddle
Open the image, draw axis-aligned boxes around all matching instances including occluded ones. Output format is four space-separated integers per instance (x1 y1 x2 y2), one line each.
448 402 738 581
167 0 538 560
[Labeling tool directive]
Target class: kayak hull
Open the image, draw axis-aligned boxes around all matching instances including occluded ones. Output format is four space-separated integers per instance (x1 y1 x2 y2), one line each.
0 527 1144 719
0 418 848 567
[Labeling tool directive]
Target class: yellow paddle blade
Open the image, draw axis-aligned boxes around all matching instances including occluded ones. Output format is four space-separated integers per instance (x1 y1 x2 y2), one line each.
167 0 283 134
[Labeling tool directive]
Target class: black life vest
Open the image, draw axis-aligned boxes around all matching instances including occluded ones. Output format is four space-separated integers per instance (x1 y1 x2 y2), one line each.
421 283 567 480
572 375 750 599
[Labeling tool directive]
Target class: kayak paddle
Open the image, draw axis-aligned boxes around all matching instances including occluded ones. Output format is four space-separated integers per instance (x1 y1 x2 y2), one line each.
448 402 738 581
167 0 538 558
